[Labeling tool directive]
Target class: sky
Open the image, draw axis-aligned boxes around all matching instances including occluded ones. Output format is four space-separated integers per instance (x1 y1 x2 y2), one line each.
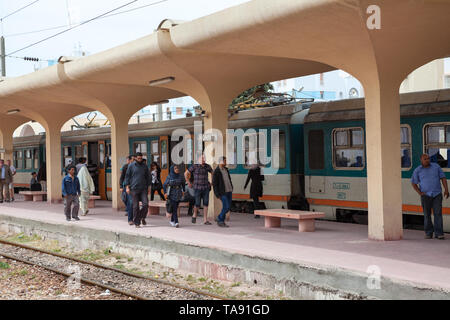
1 0 250 77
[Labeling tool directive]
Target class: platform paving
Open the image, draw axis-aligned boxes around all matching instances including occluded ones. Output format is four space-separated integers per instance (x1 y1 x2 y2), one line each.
0 197 449 299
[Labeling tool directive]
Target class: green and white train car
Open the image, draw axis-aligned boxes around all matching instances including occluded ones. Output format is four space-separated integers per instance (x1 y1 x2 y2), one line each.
303 89 450 231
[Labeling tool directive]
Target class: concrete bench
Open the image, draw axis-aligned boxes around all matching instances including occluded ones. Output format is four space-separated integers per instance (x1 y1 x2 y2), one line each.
254 209 325 232
19 191 47 202
148 200 189 216
88 195 102 208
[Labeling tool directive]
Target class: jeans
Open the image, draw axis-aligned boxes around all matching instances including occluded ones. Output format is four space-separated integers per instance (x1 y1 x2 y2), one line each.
218 192 232 223
421 193 444 237
123 190 133 222
131 189 148 226
194 188 210 207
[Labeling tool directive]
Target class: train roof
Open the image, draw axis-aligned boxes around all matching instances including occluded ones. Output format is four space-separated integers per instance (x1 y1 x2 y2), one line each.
13 102 306 145
304 88 450 123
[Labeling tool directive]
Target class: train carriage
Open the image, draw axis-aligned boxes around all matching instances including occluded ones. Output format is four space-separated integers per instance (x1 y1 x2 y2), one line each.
304 89 450 231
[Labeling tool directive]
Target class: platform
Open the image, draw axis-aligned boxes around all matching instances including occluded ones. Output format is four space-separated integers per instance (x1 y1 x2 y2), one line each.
0 197 449 299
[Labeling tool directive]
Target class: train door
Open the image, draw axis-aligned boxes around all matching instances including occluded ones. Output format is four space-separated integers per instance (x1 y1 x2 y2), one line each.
98 141 107 200
169 134 194 173
160 136 169 183
87 142 100 198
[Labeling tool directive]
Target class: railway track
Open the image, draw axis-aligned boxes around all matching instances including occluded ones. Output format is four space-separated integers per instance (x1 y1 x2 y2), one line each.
0 238 227 301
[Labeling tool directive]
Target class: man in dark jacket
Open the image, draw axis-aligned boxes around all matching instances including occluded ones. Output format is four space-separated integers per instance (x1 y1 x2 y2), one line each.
212 156 233 227
124 153 150 228
120 155 134 224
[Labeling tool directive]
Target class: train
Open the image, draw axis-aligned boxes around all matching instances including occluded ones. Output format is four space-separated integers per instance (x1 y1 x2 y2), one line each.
11 88 450 231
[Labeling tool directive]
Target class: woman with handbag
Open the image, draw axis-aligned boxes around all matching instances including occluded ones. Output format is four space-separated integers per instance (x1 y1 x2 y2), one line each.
150 162 166 201
163 165 185 228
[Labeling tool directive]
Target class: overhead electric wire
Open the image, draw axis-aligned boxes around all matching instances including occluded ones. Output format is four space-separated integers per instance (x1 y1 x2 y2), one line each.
5 0 169 38
7 0 142 56
0 0 41 21
5 0 169 39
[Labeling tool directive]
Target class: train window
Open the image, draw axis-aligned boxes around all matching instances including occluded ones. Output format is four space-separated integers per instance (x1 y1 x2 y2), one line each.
151 140 160 165
133 142 148 160
25 149 32 169
424 123 450 169
75 145 83 161
332 128 365 169
14 151 23 169
161 140 168 169
401 125 412 170
226 136 237 169
274 131 286 169
243 130 286 169
63 146 72 167
308 130 324 170
33 149 39 169
99 143 105 169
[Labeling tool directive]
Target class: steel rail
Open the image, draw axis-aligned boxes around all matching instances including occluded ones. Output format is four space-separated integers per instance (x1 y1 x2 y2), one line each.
0 250 147 300
0 238 227 300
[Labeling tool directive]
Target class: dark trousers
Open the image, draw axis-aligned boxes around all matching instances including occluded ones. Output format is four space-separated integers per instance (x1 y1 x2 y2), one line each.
131 189 148 226
253 196 261 217
64 194 79 219
170 200 179 224
421 193 444 237
150 187 166 201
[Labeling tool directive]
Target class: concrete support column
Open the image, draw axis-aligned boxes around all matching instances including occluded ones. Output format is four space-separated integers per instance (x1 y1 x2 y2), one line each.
110 116 130 210
0 130 14 161
202 99 230 220
364 82 403 241
45 124 63 204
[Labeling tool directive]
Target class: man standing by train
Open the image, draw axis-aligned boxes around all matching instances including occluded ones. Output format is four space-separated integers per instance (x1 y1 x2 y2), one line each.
6 160 16 202
62 165 81 221
185 154 213 225
411 154 449 240
124 152 150 228
0 160 13 203
120 155 134 225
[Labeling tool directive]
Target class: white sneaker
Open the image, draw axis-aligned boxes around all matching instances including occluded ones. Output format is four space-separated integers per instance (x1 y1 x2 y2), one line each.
175 223 179 228
169 221 175 227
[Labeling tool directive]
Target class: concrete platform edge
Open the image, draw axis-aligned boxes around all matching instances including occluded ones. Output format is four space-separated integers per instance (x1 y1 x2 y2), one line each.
0 213 448 300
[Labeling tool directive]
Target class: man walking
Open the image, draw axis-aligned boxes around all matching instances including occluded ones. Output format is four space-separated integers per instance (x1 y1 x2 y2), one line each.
120 155 134 225
6 160 16 201
0 160 13 203
212 157 233 227
411 154 449 240
124 152 150 228
62 165 81 221
185 154 213 225
78 165 95 216
76 157 87 174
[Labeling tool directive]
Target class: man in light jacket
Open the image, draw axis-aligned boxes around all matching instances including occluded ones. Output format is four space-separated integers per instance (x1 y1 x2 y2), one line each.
78 165 95 216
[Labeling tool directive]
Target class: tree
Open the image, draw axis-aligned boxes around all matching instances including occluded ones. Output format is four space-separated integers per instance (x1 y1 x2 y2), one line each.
229 83 274 109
